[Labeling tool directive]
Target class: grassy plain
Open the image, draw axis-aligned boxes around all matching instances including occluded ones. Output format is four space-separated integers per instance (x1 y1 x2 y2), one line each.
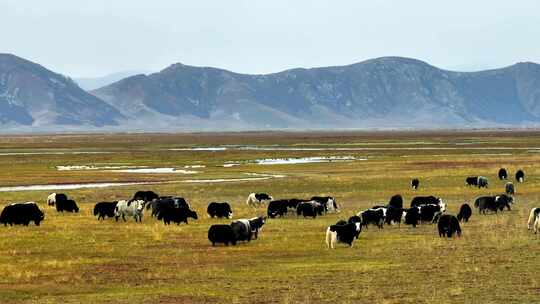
0 131 539 303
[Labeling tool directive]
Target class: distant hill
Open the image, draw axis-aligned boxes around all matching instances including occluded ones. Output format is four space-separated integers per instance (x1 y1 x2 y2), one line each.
75 70 151 91
2 53 540 131
93 57 540 130
0 54 123 128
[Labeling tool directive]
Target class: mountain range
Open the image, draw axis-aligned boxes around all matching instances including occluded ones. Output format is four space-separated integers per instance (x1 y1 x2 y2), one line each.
1 53 540 132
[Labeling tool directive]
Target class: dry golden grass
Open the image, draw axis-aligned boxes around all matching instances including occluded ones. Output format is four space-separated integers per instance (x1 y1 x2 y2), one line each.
0 131 539 303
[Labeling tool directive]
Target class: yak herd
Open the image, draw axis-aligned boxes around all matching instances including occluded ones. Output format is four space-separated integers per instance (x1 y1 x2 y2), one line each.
0 166 539 249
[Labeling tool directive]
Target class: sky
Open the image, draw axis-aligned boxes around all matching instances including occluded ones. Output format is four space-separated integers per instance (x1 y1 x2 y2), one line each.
1 0 539 78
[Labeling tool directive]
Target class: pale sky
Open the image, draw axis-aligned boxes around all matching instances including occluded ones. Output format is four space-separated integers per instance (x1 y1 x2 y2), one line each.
1 0 539 77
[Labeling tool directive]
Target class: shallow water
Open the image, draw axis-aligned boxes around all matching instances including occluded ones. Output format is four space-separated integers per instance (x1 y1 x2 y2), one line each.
182 173 285 183
0 151 112 156
0 181 160 192
111 168 199 174
254 156 359 165
57 165 147 171
169 147 227 151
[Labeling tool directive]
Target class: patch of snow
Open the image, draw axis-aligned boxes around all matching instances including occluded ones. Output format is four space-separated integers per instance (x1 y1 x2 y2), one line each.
169 147 228 151
57 165 147 171
0 151 112 156
223 163 240 168
182 177 267 183
111 168 199 174
254 156 359 165
184 165 206 168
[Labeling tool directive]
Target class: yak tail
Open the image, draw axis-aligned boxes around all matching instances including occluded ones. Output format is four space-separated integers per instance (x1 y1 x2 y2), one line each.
527 208 539 230
535 215 540 234
246 194 255 206
451 216 462 237
325 227 335 249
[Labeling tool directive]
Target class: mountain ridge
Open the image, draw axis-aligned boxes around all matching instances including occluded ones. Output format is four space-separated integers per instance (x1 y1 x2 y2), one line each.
0 53 124 127
93 56 540 129
1 53 540 131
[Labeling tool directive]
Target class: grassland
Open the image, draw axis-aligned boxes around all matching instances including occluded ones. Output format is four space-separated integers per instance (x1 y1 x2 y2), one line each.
0 131 539 303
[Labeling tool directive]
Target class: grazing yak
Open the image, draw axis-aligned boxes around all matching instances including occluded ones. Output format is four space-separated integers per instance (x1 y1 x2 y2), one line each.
150 197 190 217
505 182 515 196
359 207 386 229
158 207 198 225
93 202 117 220
437 214 462 238
498 168 508 180
231 219 253 242
466 176 488 188
410 196 446 216
311 196 339 213
477 176 488 188
297 201 324 218
115 199 145 222
385 206 404 226
474 196 512 214
457 203 472 222
418 204 444 223
47 193 68 206
474 196 497 214
0 202 44 226
410 196 442 208
267 200 290 218
246 193 273 206
208 224 237 246
56 199 79 213
132 190 159 202
247 216 266 239
496 194 513 211
207 202 233 219
411 178 419 190
466 176 478 187
516 170 525 183
326 222 362 249
404 207 420 227
527 207 540 231
287 198 309 209
388 194 404 209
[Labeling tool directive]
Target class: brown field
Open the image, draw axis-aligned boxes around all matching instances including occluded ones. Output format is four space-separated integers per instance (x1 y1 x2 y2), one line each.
0 131 539 303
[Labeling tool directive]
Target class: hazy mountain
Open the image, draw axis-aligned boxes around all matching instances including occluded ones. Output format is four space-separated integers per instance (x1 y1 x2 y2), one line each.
0 54 123 128
93 57 540 129
2 53 540 131
75 70 151 91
